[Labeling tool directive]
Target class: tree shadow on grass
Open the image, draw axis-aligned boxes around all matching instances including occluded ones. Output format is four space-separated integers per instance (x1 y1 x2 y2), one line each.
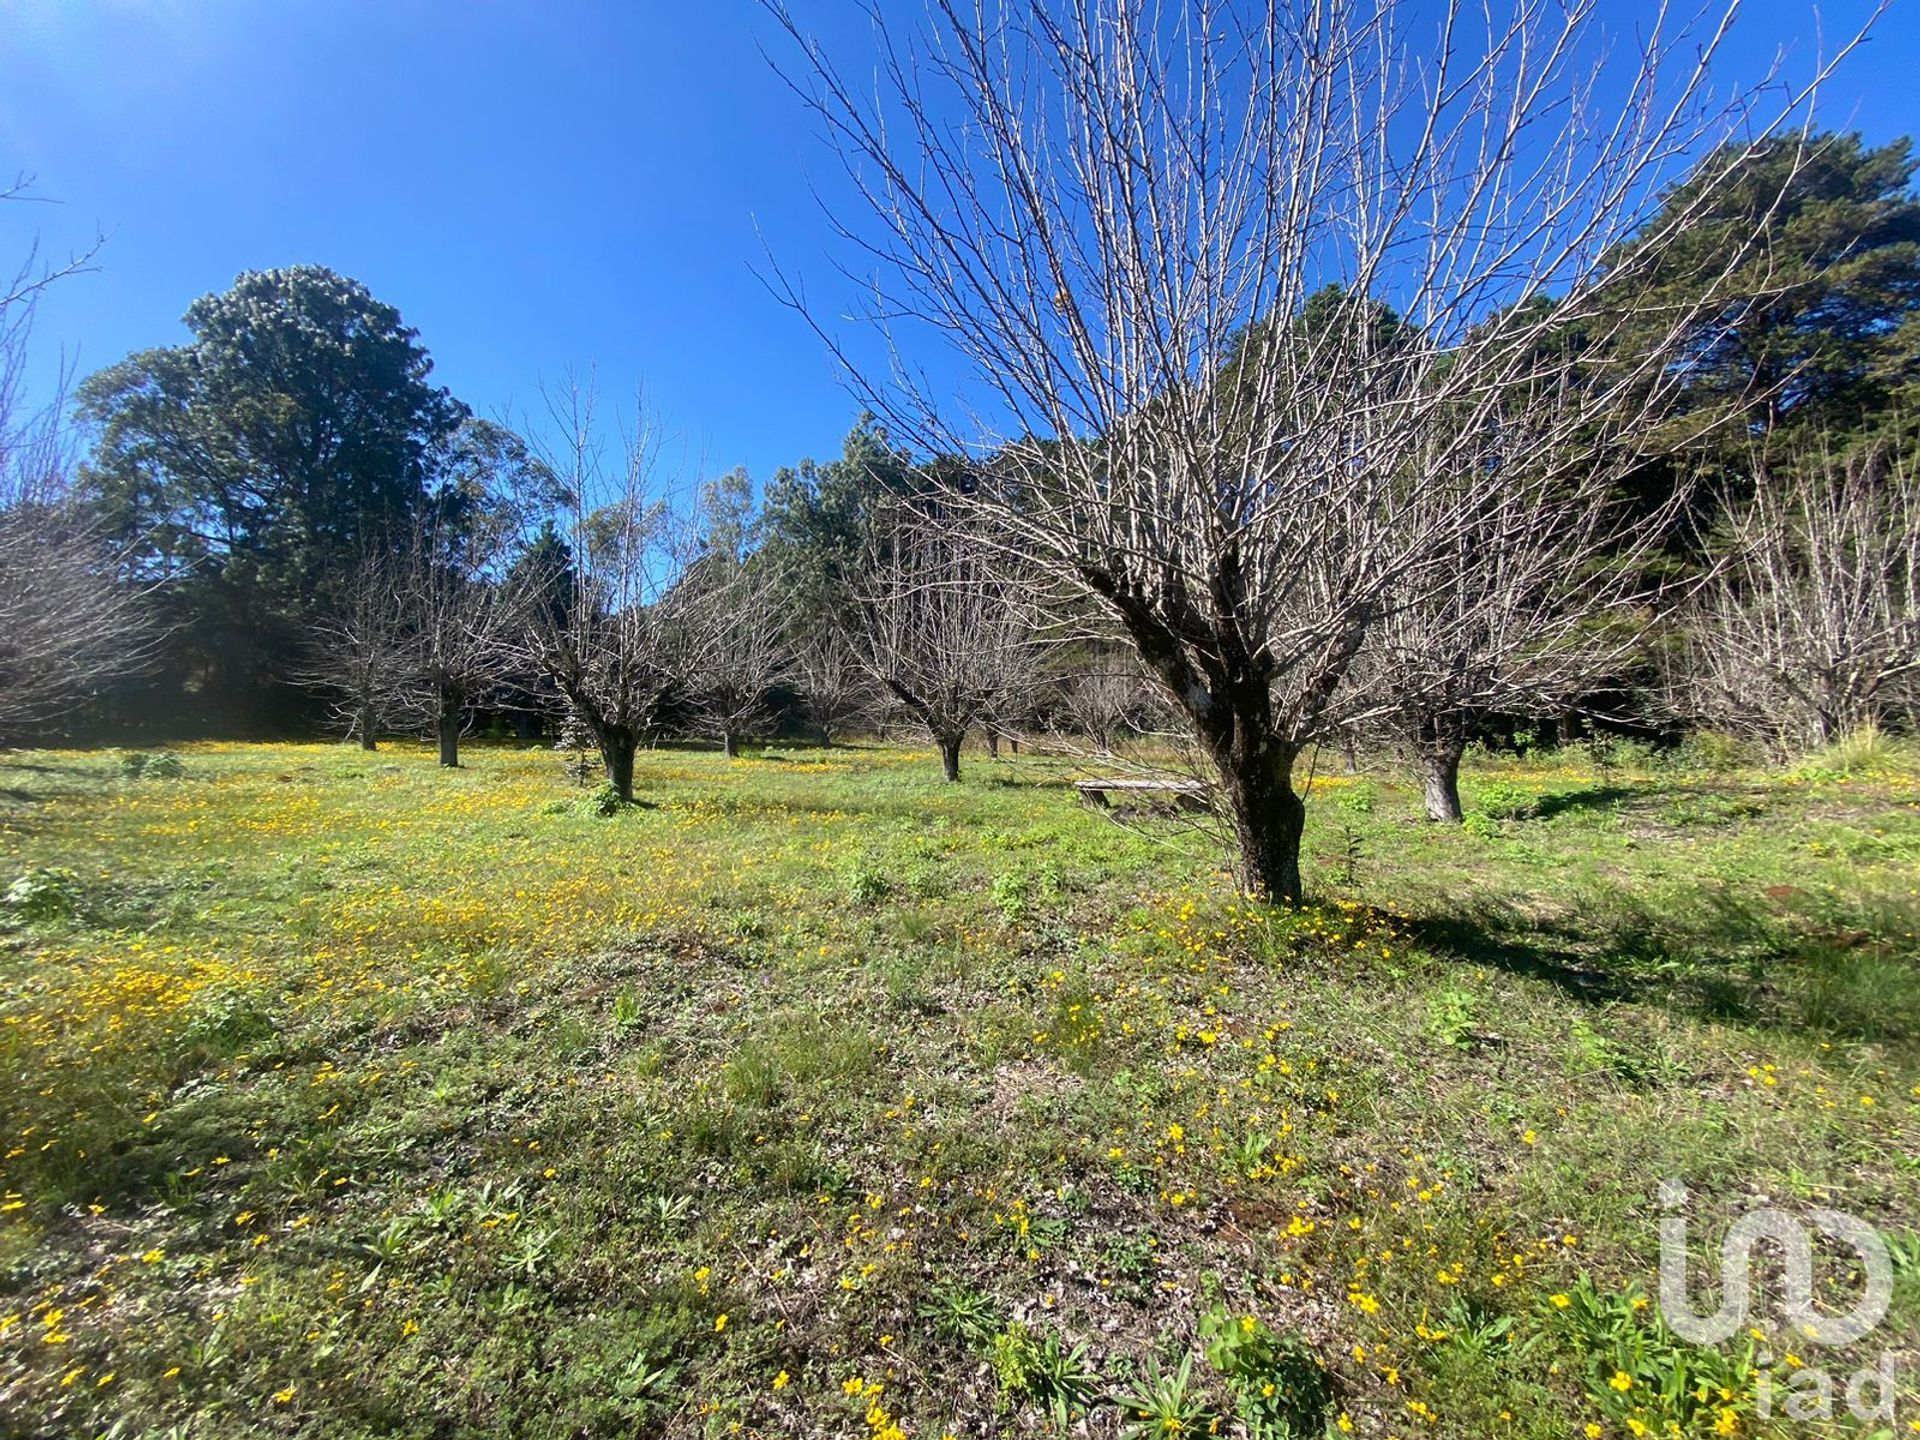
1411 887 1920 1044
1529 785 1634 820
1410 914 1628 1003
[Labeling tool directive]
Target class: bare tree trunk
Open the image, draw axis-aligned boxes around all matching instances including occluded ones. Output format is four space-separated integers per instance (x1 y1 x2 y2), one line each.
1210 736 1305 903
984 728 1000 758
1411 715 1467 823
1414 744 1466 824
722 729 738 759
437 685 463 768
356 702 378 751
599 730 637 801
937 733 963 782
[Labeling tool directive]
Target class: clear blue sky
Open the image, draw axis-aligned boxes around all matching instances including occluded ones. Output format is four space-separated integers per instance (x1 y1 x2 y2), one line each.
2 0 1913 486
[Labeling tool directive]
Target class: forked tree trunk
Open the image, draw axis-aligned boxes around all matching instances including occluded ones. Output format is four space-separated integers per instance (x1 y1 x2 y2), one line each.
1098 594 1312 904
937 733 963 782
437 686 463 768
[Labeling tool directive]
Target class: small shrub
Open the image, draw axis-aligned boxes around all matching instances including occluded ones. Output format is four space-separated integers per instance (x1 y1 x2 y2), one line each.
844 866 891 907
120 750 185 779
581 782 628 817
1200 1307 1335 1437
4 867 84 922
989 1322 1101 1427
1471 779 1535 821
1542 1274 1761 1438
990 871 1029 921
1332 822 1363 887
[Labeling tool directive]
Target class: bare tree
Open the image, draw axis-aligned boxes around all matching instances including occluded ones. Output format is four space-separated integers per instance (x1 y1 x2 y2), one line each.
511 380 698 802
398 425 547 768
394 511 514 767
297 545 411 749
0 191 152 739
768 0 1862 899
1357 460 1672 822
1677 447 1920 753
681 549 791 758
1053 644 1164 756
853 510 1038 782
793 626 875 745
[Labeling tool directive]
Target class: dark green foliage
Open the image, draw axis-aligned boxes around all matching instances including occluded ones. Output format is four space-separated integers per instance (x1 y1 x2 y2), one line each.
1600 132 1920 459
77 266 468 726
759 414 913 626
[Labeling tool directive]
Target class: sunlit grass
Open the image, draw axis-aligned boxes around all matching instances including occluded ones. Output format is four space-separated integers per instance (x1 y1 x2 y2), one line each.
1 739 1915 1437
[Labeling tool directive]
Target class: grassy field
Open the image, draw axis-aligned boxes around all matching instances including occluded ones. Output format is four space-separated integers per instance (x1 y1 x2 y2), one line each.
1 738 1916 1439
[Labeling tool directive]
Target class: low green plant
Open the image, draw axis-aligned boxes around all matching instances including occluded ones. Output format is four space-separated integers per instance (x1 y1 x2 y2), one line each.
1427 987 1478 1050
581 781 628 816
1199 1306 1335 1437
179 988 275 1054
1671 730 1755 773
1113 1353 1213 1439
1793 723 1914 779
1541 1274 1761 1437
611 989 646 1030
845 865 891 906
1334 780 1377 816
990 870 1029 921
1034 858 1067 900
989 1322 1102 1427
920 1282 1002 1347
3 866 83 921
119 750 185 779
1472 779 1536 821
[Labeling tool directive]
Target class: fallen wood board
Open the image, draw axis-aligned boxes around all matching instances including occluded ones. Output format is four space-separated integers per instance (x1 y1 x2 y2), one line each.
1074 778 1212 812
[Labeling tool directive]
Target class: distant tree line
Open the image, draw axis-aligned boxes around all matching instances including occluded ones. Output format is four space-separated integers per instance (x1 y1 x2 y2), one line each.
1 10 1917 904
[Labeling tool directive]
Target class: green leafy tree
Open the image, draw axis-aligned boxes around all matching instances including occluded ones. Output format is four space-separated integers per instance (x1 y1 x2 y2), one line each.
760 416 914 627
77 265 466 725
1600 132 1920 460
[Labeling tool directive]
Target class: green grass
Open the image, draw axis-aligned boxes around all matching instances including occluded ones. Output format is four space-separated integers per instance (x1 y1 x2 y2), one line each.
1 739 1915 1438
